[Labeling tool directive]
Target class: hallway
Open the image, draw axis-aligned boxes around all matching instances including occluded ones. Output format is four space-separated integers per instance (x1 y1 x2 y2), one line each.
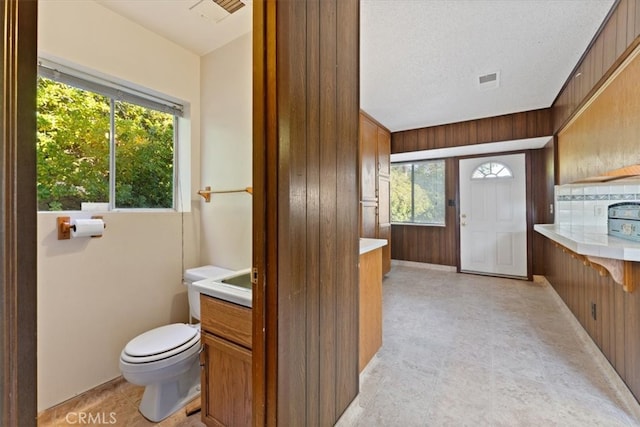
338 264 640 426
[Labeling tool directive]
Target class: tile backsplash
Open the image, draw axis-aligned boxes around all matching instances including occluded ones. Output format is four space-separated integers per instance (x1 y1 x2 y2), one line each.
555 179 640 231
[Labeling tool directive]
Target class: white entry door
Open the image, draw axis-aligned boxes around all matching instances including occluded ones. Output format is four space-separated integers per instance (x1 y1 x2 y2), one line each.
459 153 527 278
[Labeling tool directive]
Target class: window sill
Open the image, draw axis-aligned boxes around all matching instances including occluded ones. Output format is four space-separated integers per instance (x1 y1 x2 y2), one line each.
391 222 446 228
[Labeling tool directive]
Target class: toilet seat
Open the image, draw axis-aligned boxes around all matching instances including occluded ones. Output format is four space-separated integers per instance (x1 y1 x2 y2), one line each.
121 324 200 364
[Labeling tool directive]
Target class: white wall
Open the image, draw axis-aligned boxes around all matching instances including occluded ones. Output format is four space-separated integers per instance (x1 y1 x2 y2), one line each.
200 33 253 270
37 1 201 411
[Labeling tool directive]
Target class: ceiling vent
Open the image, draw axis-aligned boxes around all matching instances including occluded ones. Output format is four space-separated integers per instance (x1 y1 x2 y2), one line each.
477 71 500 90
189 0 245 23
213 0 245 14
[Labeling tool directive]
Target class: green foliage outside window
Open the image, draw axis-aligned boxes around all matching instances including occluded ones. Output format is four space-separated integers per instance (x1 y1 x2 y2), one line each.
37 77 174 211
391 160 445 225
114 101 174 209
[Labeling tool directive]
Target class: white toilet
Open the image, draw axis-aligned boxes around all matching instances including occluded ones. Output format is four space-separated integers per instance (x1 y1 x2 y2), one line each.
119 265 234 422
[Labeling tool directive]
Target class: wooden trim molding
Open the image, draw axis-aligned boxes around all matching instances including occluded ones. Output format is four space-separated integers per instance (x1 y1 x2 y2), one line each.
391 108 552 154
551 242 636 293
252 0 275 425
2 1 38 426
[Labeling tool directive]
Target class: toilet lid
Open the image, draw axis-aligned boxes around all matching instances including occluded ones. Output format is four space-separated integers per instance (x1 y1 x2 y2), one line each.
124 324 198 358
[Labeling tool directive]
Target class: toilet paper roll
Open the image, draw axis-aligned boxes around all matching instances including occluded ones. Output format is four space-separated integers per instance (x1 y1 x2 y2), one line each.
72 218 105 238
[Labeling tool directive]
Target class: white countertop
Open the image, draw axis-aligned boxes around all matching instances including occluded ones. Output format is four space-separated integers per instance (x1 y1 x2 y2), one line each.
360 238 387 255
192 268 253 308
534 224 640 261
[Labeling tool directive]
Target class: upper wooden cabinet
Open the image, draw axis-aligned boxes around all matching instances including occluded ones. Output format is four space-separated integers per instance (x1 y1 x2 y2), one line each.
359 112 391 275
360 115 378 202
377 127 390 178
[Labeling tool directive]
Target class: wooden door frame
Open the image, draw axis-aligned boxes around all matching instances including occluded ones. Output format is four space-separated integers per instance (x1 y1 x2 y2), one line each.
1 1 38 425
252 0 276 425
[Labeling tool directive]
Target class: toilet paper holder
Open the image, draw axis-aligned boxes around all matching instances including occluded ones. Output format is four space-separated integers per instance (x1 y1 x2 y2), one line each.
57 216 106 240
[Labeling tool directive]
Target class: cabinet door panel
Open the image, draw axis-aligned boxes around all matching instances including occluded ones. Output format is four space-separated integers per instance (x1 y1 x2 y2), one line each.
360 115 378 202
377 127 390 178
359 248 383 372
378 177 390 226
202 332 252 427
360 202 377 238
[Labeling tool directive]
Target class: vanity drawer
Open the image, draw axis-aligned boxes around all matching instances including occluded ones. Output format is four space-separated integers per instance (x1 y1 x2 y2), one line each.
200 294 252 349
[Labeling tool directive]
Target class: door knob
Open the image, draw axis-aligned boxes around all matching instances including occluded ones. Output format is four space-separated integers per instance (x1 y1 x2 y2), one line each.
461 222 466 226
461 214 467 218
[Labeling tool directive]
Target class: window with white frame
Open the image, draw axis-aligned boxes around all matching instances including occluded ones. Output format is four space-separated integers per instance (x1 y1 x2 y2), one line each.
36 61 183 211
391 159 445 225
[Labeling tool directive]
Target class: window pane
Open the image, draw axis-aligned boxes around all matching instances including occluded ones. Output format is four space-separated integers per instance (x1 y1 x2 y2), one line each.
391 160 445 225
390 163 413 222
37 77 109 211
114 101 174 209
472 161 513 179
413 161 445 224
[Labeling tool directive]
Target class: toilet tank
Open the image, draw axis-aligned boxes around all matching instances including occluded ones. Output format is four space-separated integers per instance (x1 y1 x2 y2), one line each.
184 265 234 320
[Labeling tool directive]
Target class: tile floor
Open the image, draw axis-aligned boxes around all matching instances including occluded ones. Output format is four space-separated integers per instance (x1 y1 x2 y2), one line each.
37 377 205 427
338 264 640 426
39 264 640 426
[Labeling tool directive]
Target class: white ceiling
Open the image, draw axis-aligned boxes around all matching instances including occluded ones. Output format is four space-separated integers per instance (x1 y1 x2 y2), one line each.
92 0 614 134
361 0 614 132
95 0 253 56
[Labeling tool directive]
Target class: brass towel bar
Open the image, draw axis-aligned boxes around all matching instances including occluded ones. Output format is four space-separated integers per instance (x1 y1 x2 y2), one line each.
197 186 253 203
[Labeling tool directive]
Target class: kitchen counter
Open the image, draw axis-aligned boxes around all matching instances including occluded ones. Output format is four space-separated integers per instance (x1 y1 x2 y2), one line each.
360 238 387 255
534 224 640 262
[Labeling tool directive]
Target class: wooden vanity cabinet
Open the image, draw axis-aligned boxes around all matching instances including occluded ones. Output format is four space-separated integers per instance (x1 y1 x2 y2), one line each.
200 295 252 427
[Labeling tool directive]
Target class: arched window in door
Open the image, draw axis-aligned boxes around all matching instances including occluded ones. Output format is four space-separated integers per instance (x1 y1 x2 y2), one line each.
471 161 513 179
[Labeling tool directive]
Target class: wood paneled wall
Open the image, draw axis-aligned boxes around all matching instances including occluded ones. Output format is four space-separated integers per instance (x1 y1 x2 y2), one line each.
557 46 640 184
553 0 640 133
253 0 360 425
541 3 640 404
544 240 640 402
529 140 555 276
391 108 552 154
390 158 458 266
390 109 552 268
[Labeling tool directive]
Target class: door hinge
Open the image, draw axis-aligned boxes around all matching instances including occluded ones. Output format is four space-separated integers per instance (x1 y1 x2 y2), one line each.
251 267 258 285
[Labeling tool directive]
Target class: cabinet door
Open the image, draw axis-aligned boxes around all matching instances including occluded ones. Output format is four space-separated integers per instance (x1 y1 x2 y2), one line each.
201 332 252 427
377 127 390 178
378 176 391 275
360 201 377 238
378 176 390 227
359 248 383 372
377 179 391 276
360 114 378 202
